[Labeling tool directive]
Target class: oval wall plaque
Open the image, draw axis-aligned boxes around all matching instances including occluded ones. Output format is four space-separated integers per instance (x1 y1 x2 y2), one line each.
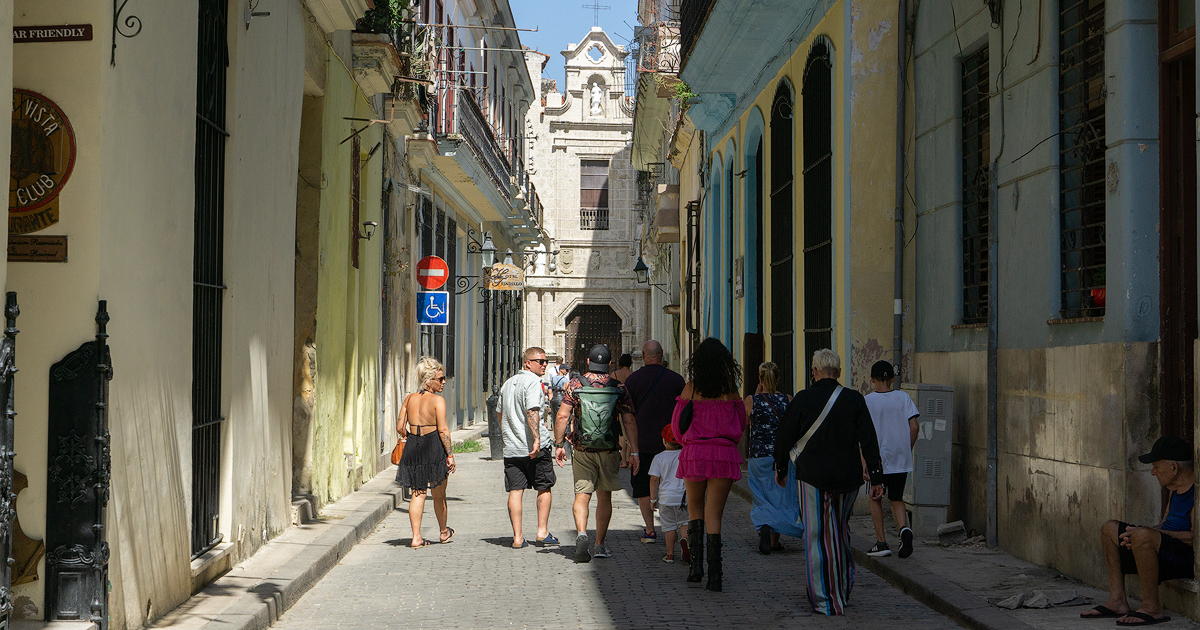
9 89 76 234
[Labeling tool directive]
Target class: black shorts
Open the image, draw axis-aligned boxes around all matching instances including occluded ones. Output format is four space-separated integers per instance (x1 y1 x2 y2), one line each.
881 473 907 502
504 448 556 492
629 450 661 499
1117 521 1195 582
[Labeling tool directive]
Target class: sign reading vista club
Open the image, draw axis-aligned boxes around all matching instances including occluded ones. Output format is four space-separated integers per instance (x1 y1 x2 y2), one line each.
10 89 76 234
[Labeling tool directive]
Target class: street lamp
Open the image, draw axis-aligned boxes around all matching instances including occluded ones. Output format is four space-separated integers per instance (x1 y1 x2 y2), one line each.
633 255 669 294
481 231 496 268
633 255 650 284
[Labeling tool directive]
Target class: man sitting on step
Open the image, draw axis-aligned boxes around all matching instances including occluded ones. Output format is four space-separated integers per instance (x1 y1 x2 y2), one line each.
1082 436 1194 626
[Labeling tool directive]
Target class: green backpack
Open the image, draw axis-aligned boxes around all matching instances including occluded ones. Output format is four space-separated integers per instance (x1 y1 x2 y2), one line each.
573 384 622 450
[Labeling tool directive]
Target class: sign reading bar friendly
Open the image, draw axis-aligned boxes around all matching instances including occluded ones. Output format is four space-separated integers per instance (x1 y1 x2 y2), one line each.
10 89 76 235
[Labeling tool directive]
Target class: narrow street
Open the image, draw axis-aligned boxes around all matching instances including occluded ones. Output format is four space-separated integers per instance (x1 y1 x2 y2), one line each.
269 443 963 630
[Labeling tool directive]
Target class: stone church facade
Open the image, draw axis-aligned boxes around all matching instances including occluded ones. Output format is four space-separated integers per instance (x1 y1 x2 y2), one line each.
523 28 651 371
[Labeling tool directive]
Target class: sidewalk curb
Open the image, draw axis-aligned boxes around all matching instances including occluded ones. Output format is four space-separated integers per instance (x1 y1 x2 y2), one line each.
198 479 402 630
730 478 1036 630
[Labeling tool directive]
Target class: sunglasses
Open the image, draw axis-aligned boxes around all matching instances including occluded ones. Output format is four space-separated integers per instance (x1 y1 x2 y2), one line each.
436 376 446 382
529 358 548 365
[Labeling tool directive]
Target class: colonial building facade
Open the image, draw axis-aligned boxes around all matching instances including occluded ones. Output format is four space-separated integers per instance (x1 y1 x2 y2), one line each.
523 29 653 370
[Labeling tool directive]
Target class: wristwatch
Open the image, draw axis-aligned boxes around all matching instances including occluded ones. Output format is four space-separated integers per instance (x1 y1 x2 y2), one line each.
554 442 564 448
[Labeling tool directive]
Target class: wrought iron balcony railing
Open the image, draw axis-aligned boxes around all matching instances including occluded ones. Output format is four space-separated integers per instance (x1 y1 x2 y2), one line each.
453 89 513 202
636 20 681 75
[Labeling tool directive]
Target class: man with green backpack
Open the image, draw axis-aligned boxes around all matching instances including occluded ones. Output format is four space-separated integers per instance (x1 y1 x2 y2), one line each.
553 344 639 563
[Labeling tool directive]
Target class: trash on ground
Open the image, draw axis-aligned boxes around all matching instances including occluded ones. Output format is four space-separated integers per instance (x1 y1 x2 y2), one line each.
987 589 1088 609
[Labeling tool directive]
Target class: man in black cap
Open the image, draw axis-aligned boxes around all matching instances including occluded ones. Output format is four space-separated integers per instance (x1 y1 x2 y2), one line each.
1082 436 1194 625
553 344 638 563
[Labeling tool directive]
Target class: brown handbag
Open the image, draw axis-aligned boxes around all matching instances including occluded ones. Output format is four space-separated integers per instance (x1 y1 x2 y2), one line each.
391 437 405 465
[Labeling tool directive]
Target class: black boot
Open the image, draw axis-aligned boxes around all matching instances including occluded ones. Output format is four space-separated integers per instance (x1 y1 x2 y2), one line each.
758 524 773 555
686 519 704 582
705 533 723 592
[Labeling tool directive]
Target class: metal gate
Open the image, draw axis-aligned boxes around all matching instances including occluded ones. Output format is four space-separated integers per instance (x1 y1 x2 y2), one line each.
0 293 18 629
564 306 622 374
769 82 794 392
802 42 833 384
45 300 111 629
192 0 229 557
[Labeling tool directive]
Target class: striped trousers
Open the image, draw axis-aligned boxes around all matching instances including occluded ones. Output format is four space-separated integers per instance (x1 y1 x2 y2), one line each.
799 481 859 615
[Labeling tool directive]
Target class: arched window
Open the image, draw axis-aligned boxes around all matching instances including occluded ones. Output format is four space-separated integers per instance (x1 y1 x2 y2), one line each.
802 40 833 383
770 80 795 392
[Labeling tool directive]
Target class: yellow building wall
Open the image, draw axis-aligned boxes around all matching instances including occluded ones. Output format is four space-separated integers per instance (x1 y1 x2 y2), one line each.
308 48 384 505
695 0 907 391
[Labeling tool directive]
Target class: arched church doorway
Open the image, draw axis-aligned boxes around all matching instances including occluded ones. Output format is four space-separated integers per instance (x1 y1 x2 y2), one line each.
564 305 622 374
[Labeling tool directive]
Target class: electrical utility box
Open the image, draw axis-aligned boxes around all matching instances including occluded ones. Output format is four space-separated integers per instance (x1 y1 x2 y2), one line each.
900 383 954 535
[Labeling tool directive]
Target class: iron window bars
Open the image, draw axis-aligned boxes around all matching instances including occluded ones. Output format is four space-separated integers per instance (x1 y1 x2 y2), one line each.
1059 0 1106 319
961 46 990 325
580 160 611 230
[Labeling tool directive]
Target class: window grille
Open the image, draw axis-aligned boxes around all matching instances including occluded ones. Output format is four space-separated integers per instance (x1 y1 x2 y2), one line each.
446 218 457 378
1059 0 1106 318
580 159 610 230
802 42 833 384
192 0 229 557
961 46 990 325
434 209 446 364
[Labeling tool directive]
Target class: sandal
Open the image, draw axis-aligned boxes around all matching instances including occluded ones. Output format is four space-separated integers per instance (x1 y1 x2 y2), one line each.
1116 612 1171 626
1080 605 1123 619
410 539 432 548
440 527 455 543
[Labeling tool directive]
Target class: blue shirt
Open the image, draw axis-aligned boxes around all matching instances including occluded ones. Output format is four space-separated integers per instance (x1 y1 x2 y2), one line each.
1162 484 1194 532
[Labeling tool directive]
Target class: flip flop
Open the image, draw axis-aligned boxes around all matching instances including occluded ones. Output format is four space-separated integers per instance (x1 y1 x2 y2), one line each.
1080 605 1123 619
440 527 455 543
410 540 431 548
1116 612 1171 626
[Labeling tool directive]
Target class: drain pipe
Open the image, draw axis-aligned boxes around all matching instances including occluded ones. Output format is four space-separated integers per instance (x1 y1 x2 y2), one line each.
893 0 907 381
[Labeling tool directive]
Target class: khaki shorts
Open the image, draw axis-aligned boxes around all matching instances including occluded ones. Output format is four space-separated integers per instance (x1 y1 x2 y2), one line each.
571 449 622 494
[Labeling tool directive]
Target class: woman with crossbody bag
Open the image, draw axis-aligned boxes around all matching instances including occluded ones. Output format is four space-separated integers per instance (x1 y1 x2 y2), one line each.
743 362 800 555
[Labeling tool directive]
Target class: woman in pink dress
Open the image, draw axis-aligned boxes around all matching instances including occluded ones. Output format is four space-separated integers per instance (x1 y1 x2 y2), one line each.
670 337 746 592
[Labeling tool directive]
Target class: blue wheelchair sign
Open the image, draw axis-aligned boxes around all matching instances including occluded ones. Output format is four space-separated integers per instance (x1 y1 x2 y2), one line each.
417 291 450 326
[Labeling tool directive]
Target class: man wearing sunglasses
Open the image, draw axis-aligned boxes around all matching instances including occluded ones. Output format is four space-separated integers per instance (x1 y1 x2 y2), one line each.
498 347 560 549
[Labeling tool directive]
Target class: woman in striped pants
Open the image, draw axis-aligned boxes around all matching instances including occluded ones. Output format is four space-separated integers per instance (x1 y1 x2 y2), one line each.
774 349 885 615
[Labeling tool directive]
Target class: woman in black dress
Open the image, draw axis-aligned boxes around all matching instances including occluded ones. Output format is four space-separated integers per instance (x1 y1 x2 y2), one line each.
396 357 456 547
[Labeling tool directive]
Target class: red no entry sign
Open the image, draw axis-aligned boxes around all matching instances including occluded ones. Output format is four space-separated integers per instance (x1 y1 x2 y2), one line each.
416 255 449 290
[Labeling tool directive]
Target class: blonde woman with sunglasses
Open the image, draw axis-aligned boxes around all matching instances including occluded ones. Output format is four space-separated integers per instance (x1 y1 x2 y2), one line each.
396 356 457 547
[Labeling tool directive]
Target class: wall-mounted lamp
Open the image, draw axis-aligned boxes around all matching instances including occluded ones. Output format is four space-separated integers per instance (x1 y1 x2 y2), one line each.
358 221 378 240
633 255 669 295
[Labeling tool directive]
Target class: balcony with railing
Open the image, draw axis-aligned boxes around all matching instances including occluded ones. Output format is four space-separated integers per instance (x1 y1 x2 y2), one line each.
636 17 681 75
445 89 513 203
580 208 610 231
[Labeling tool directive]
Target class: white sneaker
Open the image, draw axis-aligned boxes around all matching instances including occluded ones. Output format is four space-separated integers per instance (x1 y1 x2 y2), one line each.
899 527 914 558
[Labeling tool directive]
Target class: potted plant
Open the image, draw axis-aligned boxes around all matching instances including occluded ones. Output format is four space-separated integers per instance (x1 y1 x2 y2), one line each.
1090 268 1106 309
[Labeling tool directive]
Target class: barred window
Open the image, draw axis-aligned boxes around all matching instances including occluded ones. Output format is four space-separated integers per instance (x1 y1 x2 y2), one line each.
1059 0 1106 318
580 159 610 230
961 46 990 325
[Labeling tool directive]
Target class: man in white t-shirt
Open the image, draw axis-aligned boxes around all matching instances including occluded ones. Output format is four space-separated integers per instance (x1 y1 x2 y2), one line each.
863 360 920 558
499 347 559 549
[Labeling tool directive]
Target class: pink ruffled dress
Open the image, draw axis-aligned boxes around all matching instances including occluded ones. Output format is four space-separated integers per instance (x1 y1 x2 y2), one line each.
670 396 747 480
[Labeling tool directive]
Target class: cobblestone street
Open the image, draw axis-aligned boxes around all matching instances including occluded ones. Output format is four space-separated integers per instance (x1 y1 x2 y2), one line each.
270 442 964 630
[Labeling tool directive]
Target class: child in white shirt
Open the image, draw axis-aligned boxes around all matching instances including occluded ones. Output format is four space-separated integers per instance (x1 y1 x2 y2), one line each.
649 425 689 563
863 360 921 559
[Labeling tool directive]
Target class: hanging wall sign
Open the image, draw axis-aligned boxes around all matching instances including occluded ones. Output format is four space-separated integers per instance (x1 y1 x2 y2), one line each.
10 89 76 235
484 262 525 291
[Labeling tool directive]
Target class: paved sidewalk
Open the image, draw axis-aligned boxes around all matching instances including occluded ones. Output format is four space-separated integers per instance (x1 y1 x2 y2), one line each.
151 424 486 630
727 477 1200 630
267 441 961 629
